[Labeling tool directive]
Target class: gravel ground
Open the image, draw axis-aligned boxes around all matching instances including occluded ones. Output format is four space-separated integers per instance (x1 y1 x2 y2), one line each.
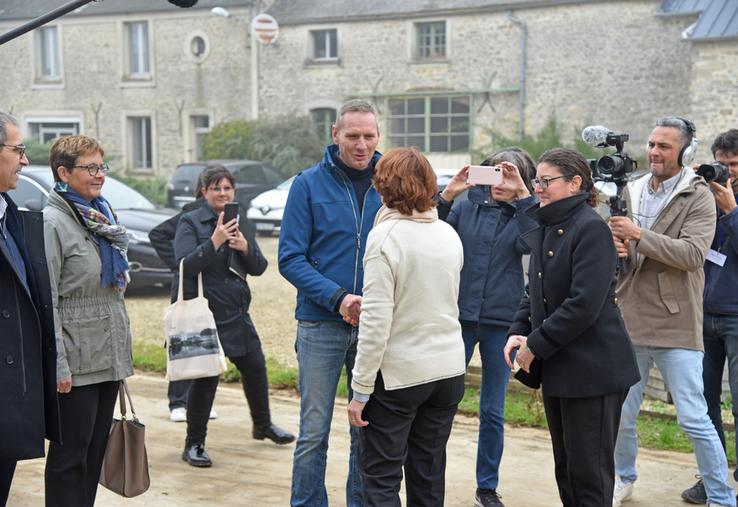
125 236 299 368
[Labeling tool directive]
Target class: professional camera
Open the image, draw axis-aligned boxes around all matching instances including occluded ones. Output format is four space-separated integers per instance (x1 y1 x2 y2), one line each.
582 128 637 186
696 161 729 185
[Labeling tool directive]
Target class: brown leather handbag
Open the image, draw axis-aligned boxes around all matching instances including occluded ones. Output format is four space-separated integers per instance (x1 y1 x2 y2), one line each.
99 380 151 497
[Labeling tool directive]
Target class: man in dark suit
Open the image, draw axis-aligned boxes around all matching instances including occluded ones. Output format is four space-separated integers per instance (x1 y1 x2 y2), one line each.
0 112 61 505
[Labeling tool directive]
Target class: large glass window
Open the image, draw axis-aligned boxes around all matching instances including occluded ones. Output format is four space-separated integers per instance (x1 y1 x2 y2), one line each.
388 96 470 153
27 118 79 143
310 108 337 144
126 21 150 77
36 26 60 81
128 116 153 170
415 21 446 60
311 29 337 60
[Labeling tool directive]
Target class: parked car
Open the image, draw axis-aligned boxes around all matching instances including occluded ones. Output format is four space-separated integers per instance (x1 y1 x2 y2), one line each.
9 166 176 289
166 160 284 210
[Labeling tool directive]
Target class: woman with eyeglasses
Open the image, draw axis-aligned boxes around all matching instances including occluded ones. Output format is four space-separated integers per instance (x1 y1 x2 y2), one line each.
174 165 294 468
42 135 133 507
435 148 536 507
503 148 639 506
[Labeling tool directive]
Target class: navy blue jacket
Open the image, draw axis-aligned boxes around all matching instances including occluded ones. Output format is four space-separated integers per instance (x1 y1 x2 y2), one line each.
704 198 738 315
278 146 382 322
438 186 537 326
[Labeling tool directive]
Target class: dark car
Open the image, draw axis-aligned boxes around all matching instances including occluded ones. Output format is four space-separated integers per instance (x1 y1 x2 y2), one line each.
166 160 283 209
8 166 176 289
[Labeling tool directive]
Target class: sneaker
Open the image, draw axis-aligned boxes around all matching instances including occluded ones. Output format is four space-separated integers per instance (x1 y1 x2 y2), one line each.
209 409 218 420
170 407 187 422
474 488 504 506
612 476 634 506
707 504 732 507
681 478 707 505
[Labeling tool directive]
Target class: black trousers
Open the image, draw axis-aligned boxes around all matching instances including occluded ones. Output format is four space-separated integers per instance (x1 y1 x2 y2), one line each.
359 373 465 507
186 346 271 446
543 390 628 507
45 380 119 507
168 379 191 410
0 461 16 506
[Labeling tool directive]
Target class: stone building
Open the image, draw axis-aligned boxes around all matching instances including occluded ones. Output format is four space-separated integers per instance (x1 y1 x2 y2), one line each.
0 0 735 175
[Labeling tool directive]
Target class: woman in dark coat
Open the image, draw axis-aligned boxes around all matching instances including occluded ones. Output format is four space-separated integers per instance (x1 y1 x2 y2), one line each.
174 166 294 467
436 148 536 507
503 148 640 507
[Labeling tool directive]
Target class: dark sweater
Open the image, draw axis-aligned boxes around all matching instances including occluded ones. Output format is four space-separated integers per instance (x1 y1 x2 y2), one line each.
333 154 375 216
703 199 738 315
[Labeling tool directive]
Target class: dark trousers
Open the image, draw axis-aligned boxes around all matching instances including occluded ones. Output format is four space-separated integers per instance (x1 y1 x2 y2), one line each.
359 373 465 507
543 390 627 507
0 461 16 506
186 346 271 446
168 379 191 410
45 381 119 507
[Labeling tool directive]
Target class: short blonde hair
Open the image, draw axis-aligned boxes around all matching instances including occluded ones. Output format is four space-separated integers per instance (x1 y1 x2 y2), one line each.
49 135 105 182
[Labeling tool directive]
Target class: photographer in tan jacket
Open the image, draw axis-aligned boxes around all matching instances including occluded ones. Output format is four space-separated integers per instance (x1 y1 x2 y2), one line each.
610 117 734 507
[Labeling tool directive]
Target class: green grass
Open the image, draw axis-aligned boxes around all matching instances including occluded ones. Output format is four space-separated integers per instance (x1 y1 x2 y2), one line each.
132 341 736 463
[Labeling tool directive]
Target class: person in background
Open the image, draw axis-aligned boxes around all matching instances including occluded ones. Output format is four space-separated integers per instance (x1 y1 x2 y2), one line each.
347 147 466 506
43 135 134 507
436 148 536 507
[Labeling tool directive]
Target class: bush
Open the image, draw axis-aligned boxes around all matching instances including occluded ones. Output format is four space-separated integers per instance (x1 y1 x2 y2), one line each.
202 116 324 177
24 138 53 166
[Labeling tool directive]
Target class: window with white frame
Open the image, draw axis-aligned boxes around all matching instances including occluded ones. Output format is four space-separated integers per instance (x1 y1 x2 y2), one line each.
190 115 210 160
388 96 470 153
311 29 337 60
128 116 153 170
125 21 150 78
35 26 61 81
415 21 446 61
26 117 80 143
310 108 337 144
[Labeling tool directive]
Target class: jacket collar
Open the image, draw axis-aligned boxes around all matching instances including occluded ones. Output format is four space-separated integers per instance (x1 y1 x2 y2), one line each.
373 204 438 226
195 202 219 223
322 144 382 175
526 193 589 226
628 167 702 219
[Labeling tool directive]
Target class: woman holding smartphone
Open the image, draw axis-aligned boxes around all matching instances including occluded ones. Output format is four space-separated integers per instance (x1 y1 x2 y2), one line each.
174 165 294 467
503 148 639 506
436 148 536 507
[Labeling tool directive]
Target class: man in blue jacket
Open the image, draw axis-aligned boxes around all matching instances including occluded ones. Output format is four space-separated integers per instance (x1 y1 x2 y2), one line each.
682 129 738 505
279 99 382 507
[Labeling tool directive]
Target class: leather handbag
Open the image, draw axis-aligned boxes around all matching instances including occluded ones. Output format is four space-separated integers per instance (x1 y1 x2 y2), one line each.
99 380 150 497
163 260 227 381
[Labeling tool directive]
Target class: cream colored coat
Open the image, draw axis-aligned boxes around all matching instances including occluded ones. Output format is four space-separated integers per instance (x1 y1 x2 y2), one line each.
351 205 465 396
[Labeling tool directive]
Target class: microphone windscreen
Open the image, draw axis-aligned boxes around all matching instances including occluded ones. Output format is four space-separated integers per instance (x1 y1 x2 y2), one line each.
168 0 199 6
581 125 611 147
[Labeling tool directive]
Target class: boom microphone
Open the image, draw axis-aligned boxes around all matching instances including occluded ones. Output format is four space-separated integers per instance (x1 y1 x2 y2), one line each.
168 0 199 6
581 125 612 147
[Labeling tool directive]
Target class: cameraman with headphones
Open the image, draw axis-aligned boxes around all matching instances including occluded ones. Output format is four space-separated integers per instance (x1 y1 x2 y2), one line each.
681 129 738 505
609 117 735 507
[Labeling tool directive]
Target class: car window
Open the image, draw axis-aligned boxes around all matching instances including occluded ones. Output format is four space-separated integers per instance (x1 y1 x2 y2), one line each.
173 164 206 183
263 166 283 186
230 164 266 184
277 176 295 191
103 177 156 210
8 176 47 210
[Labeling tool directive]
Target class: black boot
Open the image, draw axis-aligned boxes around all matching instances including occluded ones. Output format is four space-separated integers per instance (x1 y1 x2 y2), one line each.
253 423 295 445
182 443 213 467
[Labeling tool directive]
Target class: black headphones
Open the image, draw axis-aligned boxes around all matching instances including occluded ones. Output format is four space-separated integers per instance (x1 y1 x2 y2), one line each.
675 117 698 167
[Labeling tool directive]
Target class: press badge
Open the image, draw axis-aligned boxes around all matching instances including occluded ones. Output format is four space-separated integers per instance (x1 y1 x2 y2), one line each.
707 249 727 267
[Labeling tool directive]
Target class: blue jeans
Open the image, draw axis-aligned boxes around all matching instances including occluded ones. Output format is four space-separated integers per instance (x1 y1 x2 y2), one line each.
704 312 738 482
461 321 510 491
291 320 362 507
614 346 735 506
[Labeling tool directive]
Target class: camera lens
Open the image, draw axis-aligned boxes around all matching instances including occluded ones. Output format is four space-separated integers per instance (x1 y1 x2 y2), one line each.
597 155 623 176
697 161 728 184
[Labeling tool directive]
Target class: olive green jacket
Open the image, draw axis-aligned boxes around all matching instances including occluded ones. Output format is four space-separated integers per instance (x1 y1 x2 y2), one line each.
43 190 134 386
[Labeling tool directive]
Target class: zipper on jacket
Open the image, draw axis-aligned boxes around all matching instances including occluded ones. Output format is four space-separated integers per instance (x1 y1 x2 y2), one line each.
333 166 364 294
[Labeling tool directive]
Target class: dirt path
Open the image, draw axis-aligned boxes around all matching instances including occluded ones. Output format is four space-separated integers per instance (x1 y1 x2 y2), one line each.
9 373 731 506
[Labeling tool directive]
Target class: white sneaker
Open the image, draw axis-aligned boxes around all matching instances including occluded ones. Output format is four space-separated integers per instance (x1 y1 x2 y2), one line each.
209 409 218 420
707 504 733 507
612 476 634 506
170 407 187 422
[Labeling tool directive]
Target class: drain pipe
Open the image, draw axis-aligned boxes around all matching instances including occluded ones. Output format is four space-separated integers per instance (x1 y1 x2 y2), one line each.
508 12 527 139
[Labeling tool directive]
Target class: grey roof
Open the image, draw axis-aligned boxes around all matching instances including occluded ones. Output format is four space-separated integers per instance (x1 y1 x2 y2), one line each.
0 0 252 21
266 0 610 25
660 0 738 40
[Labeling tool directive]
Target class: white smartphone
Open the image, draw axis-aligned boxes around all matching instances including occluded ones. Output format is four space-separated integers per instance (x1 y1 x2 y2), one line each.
467 165 503 186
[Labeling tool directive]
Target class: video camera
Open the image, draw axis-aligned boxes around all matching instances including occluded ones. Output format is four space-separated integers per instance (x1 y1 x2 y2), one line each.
581 126 637 187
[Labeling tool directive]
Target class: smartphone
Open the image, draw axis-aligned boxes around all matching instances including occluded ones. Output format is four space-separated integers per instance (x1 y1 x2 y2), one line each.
223 202 239 223
467 165 503 186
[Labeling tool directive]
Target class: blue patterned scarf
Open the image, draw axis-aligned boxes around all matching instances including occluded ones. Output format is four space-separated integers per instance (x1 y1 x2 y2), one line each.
54 182 130 289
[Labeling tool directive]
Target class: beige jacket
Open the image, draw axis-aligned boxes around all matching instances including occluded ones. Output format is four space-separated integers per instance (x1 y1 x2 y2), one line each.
351 206 465 395
616 170 716 350
44 191 134 386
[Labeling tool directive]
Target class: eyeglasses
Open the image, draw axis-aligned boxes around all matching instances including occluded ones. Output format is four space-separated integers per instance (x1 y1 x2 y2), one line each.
73 163 110 176
0 143 27 159
208 185 234 193
531 175 567 190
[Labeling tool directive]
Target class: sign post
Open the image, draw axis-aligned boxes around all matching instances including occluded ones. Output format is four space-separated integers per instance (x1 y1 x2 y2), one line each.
250 13 279 120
